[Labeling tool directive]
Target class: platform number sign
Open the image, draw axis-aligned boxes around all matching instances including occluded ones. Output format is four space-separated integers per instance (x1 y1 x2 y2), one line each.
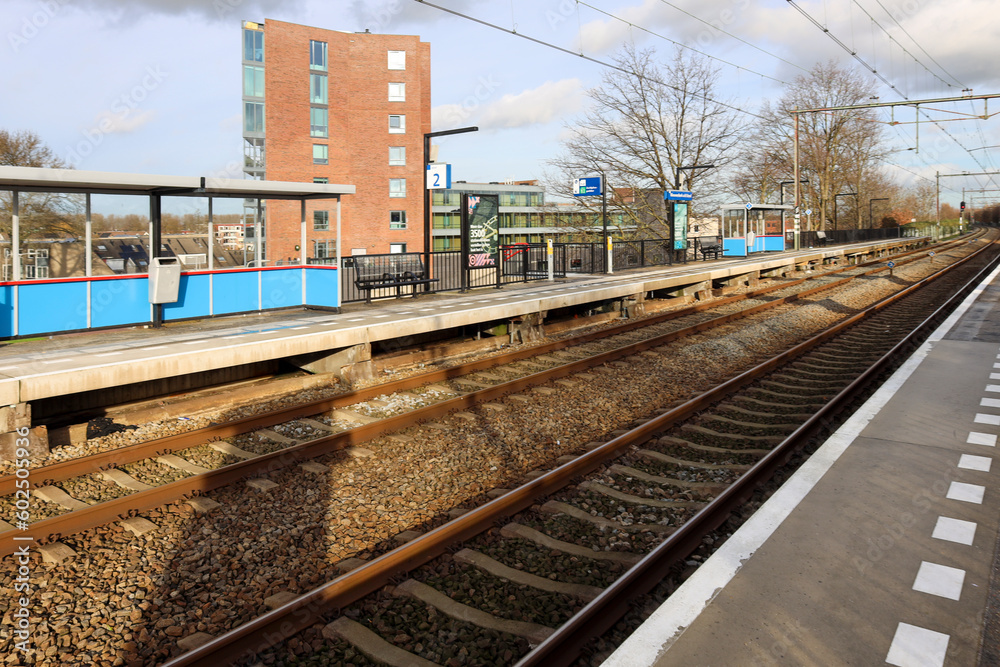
427 163 451 190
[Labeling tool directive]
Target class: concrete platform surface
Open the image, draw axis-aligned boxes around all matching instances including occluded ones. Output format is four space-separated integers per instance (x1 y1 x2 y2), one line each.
0 240 907 406
601 261 1000 665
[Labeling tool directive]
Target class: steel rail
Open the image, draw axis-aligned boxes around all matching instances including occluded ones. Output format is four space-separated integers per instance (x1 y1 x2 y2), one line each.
517 239 1000 666
0 240 918 499
163 235 994 665
0 262 882 558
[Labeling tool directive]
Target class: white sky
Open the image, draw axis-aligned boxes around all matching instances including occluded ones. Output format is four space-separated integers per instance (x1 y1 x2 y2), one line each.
2 0 999 213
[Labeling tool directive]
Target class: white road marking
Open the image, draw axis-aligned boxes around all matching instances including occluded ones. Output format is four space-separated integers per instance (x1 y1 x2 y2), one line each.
140 346 166 351
986 384 1000 393
958 454 992 472
931 516 977 546
974 413 1000 425
966 431 997 446
981 397 1000 408
885 623 949 667
911 561 965 600
946 482 985 504
42 358 74 364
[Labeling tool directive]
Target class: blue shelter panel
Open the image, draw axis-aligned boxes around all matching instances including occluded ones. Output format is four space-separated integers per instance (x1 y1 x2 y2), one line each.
0 285 12 337
91 277 150 328
19 282 89 335
213 270 260 315
163 274 211 321
723 239 746 257
762 235 786 252
261 268 303 310
305 267 339 308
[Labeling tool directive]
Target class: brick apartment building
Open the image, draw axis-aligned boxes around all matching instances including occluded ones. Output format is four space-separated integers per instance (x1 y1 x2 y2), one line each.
242 19 430 264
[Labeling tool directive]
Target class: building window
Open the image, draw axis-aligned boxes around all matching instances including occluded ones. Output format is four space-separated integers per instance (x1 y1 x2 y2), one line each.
389 178 406 198
243 27 263 62
314 177 328 184
313 144 328 164
390 243 407 254
310 40 327 71
388 50 406 70
389 146 406 166
243 65 264 97
244 102 264 133
314 240 336 258
388 114 405 133
314 211 329 231
390 211 406 229
310 74 327 105
310 107 328 138
388 82 405 102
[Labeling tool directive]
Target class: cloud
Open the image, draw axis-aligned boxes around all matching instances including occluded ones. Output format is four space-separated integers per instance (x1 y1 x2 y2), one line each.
71 0 303 23
91 108 156 134
432 79 585 131
346 0 489 33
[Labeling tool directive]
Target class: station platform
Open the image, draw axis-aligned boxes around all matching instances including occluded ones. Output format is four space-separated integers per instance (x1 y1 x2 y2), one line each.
0 238 921 412
602 257 1000 665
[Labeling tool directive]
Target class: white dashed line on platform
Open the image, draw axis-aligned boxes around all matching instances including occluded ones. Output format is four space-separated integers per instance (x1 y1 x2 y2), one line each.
347 318 363 322
912 561 965 600
42 358 74 364
886 623 948 667
946 482 986 504
966 431 997 446
931 516 977 545
958 454 992 471
974 413 1000 425
981 398 1000 408
290 326 307 330
222 335 244 340
95 352 122 357
141 346 166 351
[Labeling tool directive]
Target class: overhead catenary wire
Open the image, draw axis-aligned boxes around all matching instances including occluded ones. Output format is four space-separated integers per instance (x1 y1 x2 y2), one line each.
412 0 769 121
574 1 792 85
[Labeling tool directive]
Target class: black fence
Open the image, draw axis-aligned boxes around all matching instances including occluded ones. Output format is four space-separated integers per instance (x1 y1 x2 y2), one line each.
333 228 914 303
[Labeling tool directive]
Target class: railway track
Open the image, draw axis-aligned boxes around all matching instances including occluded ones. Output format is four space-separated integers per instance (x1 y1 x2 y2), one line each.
0 237 965 559
133 234 1000 666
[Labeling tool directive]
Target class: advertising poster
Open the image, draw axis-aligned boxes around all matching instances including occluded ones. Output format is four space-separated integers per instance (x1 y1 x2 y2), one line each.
673 202 688 250
464 194 500 268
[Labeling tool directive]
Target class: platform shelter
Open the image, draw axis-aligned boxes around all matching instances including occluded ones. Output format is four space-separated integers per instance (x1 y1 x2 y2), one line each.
721 203 794 257
0 166 354 338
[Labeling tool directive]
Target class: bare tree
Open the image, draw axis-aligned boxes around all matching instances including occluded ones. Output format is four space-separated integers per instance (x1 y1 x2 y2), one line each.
548 44 746 239
0 130 82 239
738 61 891 230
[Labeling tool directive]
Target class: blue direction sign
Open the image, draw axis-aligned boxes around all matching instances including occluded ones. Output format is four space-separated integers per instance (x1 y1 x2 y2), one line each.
665 190 693 202
573 177 602 196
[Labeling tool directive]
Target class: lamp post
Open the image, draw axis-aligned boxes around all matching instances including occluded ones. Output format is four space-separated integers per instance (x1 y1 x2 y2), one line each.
869 198 889 232
833 192 857 232
423 126 478 283
779 179 808 205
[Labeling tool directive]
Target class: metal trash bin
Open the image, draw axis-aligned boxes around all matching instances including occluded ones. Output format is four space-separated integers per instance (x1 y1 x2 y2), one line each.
148 257 181 304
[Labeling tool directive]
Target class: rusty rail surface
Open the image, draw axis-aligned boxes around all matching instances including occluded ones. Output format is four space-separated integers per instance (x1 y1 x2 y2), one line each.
0 240 947 560
161 236 996 665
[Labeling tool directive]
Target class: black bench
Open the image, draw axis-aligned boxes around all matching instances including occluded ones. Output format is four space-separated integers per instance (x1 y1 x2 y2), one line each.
353 255 438 304
815 231 827 246
698 238 723 260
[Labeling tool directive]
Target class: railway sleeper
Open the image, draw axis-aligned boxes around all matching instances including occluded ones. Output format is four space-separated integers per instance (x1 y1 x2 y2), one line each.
608 464 727 496
759 380 846 394
499 522 644 565
392 578 555 645
714 404 813 423
453 548 606 602
744 388 831 405
728 395 827 414
680 424 785 447
638 449 753 472
322 617 441 667
768 372 851 386
579 480 710 511
655 435 770 458
539 499 675 535
696 414 801 436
